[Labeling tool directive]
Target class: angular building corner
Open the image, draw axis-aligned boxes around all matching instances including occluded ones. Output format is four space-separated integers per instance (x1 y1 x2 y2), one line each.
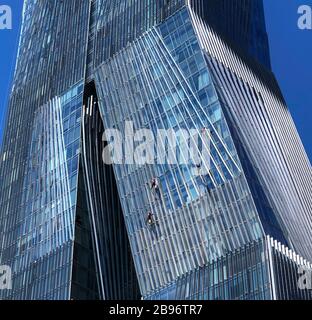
0 0 311 300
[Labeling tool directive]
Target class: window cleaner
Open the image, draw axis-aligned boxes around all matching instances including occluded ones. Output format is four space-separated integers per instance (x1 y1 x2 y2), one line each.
150 177 161 200
146 212 155 226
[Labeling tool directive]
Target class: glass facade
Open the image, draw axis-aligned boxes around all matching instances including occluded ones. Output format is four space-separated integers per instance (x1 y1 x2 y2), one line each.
0 0 139 300
94 8 264 296
0 0 311 300
80 82 140 299
146 237 273 300
0 82 84 299
200 29 312 261
145 237 312 300
0 0 90 299
189 0 271 69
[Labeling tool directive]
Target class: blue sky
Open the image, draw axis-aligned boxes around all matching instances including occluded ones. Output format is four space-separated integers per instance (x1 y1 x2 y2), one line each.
0 0 311 162
263 0 312 162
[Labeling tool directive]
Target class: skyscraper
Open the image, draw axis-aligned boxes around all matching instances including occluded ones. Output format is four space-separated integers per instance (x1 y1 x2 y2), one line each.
0 0 311 300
